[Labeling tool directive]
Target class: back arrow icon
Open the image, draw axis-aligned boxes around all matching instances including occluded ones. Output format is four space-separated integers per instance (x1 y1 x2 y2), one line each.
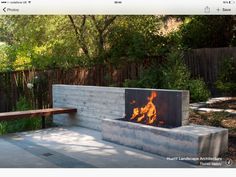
3 7 6 12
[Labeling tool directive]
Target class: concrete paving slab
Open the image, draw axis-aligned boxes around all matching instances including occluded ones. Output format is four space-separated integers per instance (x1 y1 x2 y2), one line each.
1 126 196 168
0 138 58 168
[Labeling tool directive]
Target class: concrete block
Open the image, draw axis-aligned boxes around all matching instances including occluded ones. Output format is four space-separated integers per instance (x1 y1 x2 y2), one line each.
101 119 228 164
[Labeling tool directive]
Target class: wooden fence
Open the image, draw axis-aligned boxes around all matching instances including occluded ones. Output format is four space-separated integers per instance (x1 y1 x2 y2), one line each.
184 47 236 94
0 63 145 112
1 47 236 112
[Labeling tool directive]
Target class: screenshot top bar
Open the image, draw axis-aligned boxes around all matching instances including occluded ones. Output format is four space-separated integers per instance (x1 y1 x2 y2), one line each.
0 0 235 15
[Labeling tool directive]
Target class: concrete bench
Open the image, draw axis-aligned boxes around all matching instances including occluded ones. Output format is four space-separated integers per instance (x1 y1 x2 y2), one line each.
101 119 228 164
0 108 77 128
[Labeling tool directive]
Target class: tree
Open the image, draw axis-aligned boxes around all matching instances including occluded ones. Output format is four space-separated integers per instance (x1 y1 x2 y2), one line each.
0 15 163 70
178 16 236 48
68 15 117 63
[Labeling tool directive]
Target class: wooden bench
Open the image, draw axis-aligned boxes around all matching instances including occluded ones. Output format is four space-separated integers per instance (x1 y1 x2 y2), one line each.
0 108 77 128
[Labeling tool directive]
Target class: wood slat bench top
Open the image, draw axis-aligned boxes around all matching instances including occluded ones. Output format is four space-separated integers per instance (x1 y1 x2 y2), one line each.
0 108 77 121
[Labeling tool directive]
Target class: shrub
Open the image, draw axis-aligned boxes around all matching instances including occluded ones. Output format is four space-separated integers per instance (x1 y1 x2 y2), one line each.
123 50 211 102
215 57 236 96
215 80 236 95
0 96 41 135
0 122 7 135
15 96 32 111
188 79 211 102
159 50 190 90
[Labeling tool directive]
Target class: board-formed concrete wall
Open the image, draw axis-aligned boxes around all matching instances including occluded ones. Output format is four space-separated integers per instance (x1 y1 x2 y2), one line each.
53 85 189 131
53 85 125 130
101 119 228 164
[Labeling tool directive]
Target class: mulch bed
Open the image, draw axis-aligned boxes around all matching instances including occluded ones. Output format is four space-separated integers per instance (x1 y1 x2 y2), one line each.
189 111 236 162
222 137 236 162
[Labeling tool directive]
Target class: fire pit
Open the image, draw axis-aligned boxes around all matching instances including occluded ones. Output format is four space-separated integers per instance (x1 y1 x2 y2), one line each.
101 88 228 164
52 85 228 164
124 89 186 128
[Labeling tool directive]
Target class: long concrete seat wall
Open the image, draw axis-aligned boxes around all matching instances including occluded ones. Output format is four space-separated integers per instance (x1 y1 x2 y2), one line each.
52 85 189 131
101 119 228 164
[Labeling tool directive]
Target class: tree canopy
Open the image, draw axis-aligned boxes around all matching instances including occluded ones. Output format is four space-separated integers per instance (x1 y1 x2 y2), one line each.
0 15 235 71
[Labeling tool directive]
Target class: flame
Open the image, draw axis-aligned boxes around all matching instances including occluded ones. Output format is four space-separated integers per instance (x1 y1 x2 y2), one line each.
130 91 158 125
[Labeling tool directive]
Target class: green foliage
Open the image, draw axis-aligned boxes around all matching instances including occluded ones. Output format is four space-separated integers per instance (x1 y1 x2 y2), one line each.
0 44 14 71
0 15 235 71
0 122 7 135
108 29 146 61
0 16 89 70
124 51 189 89
160 51 211 102
15 96 32 111
215 57 236 95
0 15 165 70
123 50 210 102
159 51 190 90
0 97 41 135
218 57 236 82
215 81 236 95
188 79 211 102
178 16 235 48
107 16 162 65
123 79 142 88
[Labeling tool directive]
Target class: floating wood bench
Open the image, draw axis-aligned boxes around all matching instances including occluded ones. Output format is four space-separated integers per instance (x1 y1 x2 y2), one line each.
0 108 77 128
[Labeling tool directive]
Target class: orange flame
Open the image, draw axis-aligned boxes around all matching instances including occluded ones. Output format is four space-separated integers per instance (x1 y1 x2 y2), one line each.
130 91 157 125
